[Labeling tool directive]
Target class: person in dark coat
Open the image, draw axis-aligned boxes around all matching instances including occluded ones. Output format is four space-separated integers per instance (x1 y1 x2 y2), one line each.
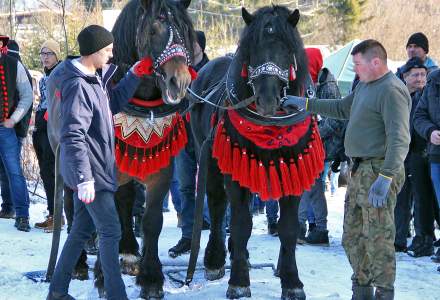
47 25 142 300
33 39 63 232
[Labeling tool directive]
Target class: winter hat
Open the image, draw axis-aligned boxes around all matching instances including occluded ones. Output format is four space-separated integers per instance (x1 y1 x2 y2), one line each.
401 56 427 74
305 47 323 83
196 31 206 52
406 32 429 54
77 25 114 56
40 39 61 60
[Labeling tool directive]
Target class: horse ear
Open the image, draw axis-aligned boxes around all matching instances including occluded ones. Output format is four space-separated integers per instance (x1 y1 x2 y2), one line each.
242 7 254 25
287 9 300 28
180 0 191 9
140 0 150 11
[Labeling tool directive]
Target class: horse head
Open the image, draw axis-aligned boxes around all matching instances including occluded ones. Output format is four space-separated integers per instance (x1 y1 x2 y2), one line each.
237 6 308 117
113 0 196 105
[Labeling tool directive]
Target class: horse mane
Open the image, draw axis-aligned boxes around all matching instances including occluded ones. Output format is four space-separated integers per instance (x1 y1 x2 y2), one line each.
237 5 308 93
111 0 196 79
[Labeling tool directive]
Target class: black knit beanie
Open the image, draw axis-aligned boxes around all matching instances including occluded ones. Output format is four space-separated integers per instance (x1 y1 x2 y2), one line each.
406 32 429 54
77 25 114 56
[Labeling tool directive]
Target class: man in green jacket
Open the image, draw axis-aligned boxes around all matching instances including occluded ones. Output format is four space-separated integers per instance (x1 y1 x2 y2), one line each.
282 39 410 300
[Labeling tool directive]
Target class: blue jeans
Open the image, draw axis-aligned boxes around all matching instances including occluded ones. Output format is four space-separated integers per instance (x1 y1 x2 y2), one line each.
0 128 28 217
430 163 440 207
49 191 127 300
166 160 182 213
265 199 279 225
298 174 328 231
176 138 210 239
0 138 23 213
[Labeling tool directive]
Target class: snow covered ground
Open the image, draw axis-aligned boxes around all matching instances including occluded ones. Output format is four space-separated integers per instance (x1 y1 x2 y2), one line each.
0 187 439 300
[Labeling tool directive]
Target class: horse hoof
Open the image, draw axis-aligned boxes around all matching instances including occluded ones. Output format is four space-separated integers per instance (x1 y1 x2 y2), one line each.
226 285 251 299
120 254 140 276
72 266 89 281
140 286 164 300
98 287 107 299
205 266 225 281
281 288 306 300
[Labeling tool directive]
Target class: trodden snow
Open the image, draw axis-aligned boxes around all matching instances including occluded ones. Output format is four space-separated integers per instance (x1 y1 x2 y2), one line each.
0 187 439 300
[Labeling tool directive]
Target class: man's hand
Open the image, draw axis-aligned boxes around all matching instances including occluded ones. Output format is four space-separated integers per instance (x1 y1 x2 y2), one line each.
368 174 392 208
281 95 308 112
2 118 15 128
430 130 440 145
77 181 95 204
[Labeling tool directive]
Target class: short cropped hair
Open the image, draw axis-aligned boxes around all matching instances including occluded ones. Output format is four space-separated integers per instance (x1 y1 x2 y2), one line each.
351 39 387 63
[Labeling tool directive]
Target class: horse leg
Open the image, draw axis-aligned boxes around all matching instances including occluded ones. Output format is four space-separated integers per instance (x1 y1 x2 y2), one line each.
278 196 305 300
115 181 140 276
204 158 227 280
224 176 252 299
136 165 172 300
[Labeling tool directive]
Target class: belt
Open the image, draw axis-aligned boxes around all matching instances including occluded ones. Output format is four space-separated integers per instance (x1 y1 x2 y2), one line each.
351 157 384 175
351 157 364 175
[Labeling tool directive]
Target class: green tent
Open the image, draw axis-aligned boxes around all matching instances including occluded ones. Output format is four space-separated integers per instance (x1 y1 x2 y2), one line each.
323 40 361 97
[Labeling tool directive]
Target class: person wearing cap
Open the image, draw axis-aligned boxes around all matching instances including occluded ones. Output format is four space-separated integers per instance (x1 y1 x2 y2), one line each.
396 32 438 81
47 25 145 300
0 35 32 232
168 30 211 258
414 65 440 273
33 39 63 232
395 57 436 258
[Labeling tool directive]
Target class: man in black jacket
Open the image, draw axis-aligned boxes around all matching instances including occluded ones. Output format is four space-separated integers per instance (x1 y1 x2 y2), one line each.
47 25 142 300
395 57 436 258
414 66 440 272
33 39 62 232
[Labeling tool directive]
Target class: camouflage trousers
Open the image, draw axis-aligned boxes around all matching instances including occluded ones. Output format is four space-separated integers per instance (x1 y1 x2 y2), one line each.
342 158 405 290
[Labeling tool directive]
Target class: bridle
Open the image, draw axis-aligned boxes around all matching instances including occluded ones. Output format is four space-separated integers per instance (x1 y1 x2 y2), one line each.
187 53 314 125
136 10 192 82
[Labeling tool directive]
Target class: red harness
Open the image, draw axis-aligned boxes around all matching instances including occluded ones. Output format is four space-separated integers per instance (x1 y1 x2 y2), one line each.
212 109 325 200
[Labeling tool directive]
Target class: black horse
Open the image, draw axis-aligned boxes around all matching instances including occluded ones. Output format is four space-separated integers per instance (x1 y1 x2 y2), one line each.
47 0 196 299
103 0 196 298
189 6 323 300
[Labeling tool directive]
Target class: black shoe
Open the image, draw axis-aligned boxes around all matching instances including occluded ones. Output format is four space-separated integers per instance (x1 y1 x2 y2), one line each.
0 209 15 219
374 287 394 300
407 236 433 257
305 229 329 246
431 248 440 263
268 222 278 236
168 238 191 258
15 217 30 232
394 243 407 253
202 220 210 231
407 235 423 252
297 224 306 244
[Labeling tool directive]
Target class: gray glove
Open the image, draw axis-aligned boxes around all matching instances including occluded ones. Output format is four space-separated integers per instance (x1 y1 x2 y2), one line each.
368 174 392 208
281 95 308 112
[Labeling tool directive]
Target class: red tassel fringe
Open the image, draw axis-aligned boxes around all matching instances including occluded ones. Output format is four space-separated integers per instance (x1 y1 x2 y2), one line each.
269 160 282 200
115 115 188 179
211 117 325 200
